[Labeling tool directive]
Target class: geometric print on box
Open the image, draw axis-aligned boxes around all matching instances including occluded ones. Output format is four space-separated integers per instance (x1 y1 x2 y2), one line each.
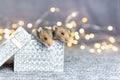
14 39 64 72
0 27 31 67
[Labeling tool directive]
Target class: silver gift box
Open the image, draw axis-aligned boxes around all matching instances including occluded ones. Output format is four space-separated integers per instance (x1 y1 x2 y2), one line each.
0 27 64 72
0 27 31 67
14 39 64 72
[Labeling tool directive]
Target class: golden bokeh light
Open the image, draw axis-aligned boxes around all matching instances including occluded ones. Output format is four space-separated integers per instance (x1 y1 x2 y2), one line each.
56 21 62 26
66 23 73 28
112 46 118 52
0 29 4 34
75 35 80 40
79 28 85 34
107 25 113 31
70 21 77 27
10 29 15 34
4 34 10 39
73 40 78 44
18 20 24 26
71 12 77 17
82 17 88 23
27 23 33 28
67 42 72 47
80 45 85 50
85 34 90 40
97 49 102 53
89 33 95 38
50 7 56 13
94 43 101 48
0 35 3 41
4 28 10 34
89 48 95 53
12 24 17 29
109 37 115 43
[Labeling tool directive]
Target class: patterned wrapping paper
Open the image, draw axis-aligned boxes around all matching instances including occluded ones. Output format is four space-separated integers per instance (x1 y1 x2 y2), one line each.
14 39 64 72
0 27 31 67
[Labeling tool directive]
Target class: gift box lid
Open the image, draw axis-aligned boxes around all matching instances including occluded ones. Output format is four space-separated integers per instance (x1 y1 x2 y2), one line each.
0 27 31 67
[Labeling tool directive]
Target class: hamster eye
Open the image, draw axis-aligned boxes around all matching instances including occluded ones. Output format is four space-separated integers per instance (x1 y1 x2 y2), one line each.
61 32 64 35
44 37 47 40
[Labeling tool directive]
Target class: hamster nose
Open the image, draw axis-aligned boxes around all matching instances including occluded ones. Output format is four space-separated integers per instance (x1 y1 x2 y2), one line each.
48 43 52 46
65 38 69 41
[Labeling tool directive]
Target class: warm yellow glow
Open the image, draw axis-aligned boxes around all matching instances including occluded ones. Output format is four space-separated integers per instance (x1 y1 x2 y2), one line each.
75 35 80 40
56 21 62 26
50 7 56 13
97 49 102 53
112 46 118 52
85 34 90 40
10 29 15 34
80 45 85 50
94 43 101 48
18 20 24 26
4 29 10 34
71 32 75 37
89 48 95 53
27 23 33 28
0 29 3 34
12 24 17 29
4 34 10 39
107 25 113 31
73 40 78 44
74 32 79 36
0 35 3 40
89 33 95 38
70 21 77 27
102 42 107 46
69 37 74 42
32 29 36 33
71 12 77 17
79 28 85 34
109 37 115 43
101 46 105 50
67 42 72 47
82 17 88 23
66 23 73 28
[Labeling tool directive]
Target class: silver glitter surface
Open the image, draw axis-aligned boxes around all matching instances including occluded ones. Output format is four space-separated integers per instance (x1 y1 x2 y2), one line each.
14 39 64 72
0 27 31 67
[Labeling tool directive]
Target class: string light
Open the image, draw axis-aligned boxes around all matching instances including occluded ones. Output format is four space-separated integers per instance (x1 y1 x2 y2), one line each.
27 23 33 28
94 43 101 48
107 25 113 31
4 28 10 34
0 29 4 34
18 20 24 26
112 46 118 52
89 48 95 53
97 49 102 53
50 7 56 13
56 21 62 26
71 12 77 17
4 34 10 39
0 35 3 41
12 24 17 29
109 37 115 43
82 17 88 23
79 28 85 34
80 45 85 50
66 23 73 28
70 21 77 27
89 33 95 38
85 34 90 40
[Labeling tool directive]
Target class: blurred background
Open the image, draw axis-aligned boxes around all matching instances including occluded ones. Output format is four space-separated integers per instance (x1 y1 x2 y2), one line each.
0 0 120 54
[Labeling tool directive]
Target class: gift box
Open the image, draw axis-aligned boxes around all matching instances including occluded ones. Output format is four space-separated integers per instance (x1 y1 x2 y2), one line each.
0 27 31 67
0 27 64 72
14 39 64 72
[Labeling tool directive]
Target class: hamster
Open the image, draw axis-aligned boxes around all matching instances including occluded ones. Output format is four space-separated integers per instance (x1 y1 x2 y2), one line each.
53 25 72 42
36 27 53 47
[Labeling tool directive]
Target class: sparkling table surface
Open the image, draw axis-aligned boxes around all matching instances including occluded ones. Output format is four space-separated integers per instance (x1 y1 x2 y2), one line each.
0 47 120 80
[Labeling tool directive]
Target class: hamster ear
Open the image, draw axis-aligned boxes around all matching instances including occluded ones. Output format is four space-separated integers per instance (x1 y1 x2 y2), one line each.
38 27 42 32
53 25 57 31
